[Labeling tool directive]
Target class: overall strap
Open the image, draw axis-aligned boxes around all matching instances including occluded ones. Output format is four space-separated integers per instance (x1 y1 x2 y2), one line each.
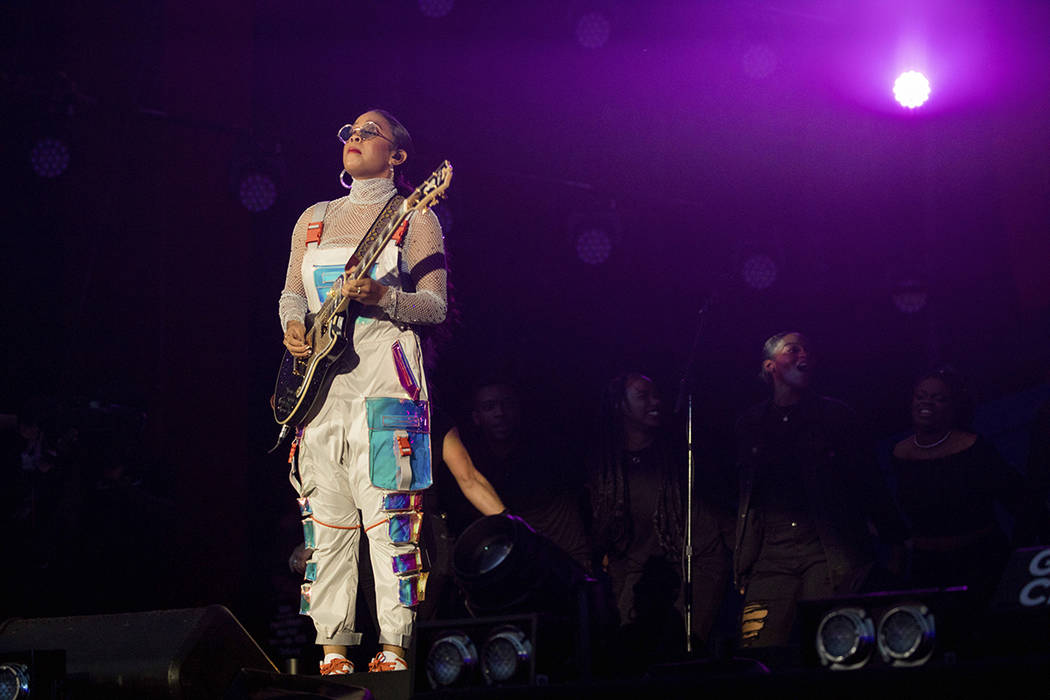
304 201 330 247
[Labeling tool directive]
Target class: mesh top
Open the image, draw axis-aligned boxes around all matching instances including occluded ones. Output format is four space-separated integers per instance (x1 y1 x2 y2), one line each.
279 177 447 330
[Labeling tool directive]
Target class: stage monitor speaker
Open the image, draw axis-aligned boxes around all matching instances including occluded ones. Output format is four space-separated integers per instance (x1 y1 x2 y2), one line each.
0 605 276 699
797 588 972 671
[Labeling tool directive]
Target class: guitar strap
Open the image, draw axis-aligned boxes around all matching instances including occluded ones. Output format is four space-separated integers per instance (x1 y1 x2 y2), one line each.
349 194 405 266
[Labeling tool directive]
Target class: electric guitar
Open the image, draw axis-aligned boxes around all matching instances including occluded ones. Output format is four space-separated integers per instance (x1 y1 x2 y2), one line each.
272 160 453 428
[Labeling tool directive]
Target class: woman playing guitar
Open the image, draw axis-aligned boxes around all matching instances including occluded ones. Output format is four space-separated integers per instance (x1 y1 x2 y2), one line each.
278 109 447 674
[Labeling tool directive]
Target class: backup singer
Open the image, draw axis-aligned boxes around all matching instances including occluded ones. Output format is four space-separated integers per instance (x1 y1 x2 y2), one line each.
734 332 908 651
589 373 727 662
890 368 1028 597
279 109 446 674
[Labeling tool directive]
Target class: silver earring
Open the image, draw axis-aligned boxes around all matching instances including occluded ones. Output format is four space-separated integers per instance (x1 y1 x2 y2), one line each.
339 169 351 190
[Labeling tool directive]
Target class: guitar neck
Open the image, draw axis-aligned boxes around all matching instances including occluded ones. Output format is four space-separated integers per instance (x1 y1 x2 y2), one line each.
349 202 411 281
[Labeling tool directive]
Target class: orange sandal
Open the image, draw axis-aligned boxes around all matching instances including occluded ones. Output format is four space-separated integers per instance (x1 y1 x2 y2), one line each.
368 651 408 672
319 655 354 675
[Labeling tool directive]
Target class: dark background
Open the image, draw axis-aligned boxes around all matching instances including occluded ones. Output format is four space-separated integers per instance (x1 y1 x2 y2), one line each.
2 0 1048 649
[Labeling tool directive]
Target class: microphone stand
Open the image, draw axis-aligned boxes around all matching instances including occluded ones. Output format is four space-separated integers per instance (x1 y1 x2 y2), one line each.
675 294 714 655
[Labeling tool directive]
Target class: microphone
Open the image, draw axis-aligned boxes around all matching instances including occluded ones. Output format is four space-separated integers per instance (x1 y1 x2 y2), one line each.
675 292 716 415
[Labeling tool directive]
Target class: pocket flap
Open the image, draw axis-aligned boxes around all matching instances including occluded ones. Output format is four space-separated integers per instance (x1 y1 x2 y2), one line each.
367 397 429 432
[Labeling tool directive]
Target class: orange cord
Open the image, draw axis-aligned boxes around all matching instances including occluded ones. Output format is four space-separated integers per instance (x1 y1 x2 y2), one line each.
309 515 360 530
364 517 391 532
308 515 390 532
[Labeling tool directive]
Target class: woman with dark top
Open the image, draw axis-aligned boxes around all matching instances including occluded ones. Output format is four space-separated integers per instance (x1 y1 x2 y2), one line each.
589 373 726 663
590 374 683 624
890 368 1025 596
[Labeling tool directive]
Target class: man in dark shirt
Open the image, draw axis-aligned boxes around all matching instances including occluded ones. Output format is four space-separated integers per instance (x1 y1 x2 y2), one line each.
442 380 591 570
733 332 908 649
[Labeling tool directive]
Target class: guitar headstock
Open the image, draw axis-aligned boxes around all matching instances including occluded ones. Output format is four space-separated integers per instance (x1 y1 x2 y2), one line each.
404 160 453 214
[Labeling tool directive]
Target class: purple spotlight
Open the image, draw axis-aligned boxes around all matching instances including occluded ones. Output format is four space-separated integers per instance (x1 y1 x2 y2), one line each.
30 137 70 178
893 71 931 109
575 228 611 265
575 12 610 49
239 173 276 212
742 254 777 290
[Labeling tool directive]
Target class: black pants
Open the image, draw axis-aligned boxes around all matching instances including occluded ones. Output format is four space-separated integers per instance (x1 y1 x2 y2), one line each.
740 523 834 648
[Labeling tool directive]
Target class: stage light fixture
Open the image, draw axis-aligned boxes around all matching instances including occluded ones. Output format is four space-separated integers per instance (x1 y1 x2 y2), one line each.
802 588 972 673
575 12 611 49
741 254 777 290
893 70 931 109
415 614 551 693
575 227 612 265
0 651 63 699
425 632 477 689
815 607 874 670
418 0 454 19
238 172 277 213
891 278 927 313
568 208 618 266
29 137 70 178
0 663 30 700
480 625 533 685
437 516 600 690
229 138 285 214
453 514 591 618
876 604 935 667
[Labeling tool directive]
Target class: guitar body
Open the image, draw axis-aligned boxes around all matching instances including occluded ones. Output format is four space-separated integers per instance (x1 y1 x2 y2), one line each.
273 305 359 426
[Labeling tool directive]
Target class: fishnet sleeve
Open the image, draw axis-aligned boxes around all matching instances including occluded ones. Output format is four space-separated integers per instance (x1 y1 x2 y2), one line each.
379 208 447 325
278 207 311 331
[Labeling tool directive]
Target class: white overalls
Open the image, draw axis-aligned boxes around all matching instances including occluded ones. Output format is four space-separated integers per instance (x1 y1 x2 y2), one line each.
293 220 429 649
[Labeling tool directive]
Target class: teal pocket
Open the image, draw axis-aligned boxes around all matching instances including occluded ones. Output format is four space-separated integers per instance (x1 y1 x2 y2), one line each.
366 397 432 491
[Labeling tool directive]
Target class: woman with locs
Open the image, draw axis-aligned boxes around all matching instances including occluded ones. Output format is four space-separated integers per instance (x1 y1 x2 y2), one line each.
589 373 727 664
